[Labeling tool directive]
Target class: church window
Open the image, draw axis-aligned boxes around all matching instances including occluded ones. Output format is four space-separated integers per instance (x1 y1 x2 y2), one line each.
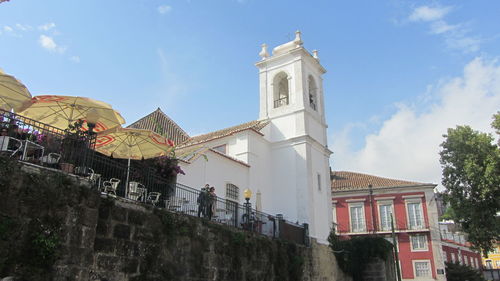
317 173 321 191
273 72 289 108
308 75 318 111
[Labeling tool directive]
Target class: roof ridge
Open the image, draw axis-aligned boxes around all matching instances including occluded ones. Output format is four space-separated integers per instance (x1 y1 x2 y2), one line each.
180 119 270 147
331 170 434 191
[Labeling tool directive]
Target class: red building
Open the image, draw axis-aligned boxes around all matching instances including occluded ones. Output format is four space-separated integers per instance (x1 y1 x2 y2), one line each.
331 171 447 281
439 221 482 270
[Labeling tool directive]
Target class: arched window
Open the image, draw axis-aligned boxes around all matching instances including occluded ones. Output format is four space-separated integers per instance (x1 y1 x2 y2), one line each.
273 72 289 108
308 75 317 111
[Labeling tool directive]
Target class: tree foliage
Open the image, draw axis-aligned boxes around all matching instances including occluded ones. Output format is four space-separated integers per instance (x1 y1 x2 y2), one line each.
445 262 485 281
440 121 500 255
328 229 393 281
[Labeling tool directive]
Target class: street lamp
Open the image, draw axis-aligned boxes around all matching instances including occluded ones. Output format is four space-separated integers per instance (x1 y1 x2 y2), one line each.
243 188 252 230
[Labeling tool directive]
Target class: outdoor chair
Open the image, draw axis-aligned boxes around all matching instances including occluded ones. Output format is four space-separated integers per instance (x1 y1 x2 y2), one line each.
128 182 146 201
165 196 184 212
146 192 161 207
40 152 61 168
102 178 120 196
0 136 23 158
74 166 98 187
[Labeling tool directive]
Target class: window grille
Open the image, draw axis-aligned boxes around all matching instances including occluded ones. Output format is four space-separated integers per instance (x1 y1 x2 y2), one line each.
414 261 430 277
226 183 239 201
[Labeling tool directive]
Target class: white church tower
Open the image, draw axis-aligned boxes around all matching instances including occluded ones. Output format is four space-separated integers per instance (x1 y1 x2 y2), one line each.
255 31 332 243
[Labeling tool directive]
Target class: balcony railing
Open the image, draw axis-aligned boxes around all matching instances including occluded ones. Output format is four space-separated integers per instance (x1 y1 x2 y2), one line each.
273 97 289 108
334 218 429 235
0 109 308 245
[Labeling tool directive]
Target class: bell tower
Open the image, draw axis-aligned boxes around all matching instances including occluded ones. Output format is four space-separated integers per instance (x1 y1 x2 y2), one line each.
255 31 332 243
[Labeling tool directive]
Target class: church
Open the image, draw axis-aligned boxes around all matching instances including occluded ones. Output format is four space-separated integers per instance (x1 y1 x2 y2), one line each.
129 31 333 243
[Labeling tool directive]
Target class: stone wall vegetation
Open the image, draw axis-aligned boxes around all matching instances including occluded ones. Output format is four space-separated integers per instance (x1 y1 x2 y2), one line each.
0 156 348 281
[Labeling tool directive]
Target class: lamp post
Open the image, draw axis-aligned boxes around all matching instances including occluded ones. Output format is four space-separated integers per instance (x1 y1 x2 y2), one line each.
243 188 252 230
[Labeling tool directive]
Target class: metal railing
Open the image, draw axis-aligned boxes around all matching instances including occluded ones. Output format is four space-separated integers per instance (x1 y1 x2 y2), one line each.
1 109 308 245
273 97 289 108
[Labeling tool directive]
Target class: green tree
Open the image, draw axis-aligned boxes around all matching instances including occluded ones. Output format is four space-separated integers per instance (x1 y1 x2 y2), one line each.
492 111 500 144
440 121 500 256
445 262 485 281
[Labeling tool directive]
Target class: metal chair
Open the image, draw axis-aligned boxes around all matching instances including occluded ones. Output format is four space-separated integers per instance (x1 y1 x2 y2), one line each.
146 192 161 207
102 178 120 195
0 136 23 158
128 182 146 201
40 153 61 167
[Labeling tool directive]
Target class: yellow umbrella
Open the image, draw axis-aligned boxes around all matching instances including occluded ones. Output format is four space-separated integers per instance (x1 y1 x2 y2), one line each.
18 95 125 132
95 127 174 196
0 69 32 112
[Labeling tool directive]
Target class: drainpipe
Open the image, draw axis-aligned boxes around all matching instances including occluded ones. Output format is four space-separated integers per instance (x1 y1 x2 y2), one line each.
369 184 376 233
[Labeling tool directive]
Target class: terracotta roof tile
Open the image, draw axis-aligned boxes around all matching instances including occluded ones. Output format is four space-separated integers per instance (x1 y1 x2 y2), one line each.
180 119 269 147
128 108 189 145
331 171 432 191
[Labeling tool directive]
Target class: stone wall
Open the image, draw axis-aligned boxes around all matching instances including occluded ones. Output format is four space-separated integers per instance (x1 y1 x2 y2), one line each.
0 157 349 281
361 257 396 281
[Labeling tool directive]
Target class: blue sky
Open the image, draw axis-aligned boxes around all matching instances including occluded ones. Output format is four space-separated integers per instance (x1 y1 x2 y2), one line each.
1 0 499 185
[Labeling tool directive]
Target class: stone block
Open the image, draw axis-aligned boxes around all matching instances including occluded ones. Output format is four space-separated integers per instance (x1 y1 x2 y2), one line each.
96 255 121 271
94 237 116 254
134 227 155 242
96 219 110 237
81 208 98 227
122 258 139 274
113 224 131 240
111 206 127 222
81 226 96 248
98 203 111 220
128 209 145 226
116 240 140 257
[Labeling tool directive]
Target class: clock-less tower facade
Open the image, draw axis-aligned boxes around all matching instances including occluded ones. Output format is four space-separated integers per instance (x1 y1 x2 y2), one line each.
255 31 332 243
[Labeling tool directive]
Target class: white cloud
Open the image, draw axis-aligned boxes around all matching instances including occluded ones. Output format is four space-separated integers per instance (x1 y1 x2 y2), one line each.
38 34 65 53
3 26 13 32
409 5 451 22
331 58 500 187
70 56 80 63
429 20 457 34
15 23 32 31
407 5 481 53
38 22 56 31
157 5 172 14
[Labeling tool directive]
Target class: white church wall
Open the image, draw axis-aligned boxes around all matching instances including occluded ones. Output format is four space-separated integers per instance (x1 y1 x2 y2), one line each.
177 150 250 202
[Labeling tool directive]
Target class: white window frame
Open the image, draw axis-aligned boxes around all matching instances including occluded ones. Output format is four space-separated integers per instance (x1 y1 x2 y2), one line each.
332 201 337 225
413 260 432 278
410 234 428 252
451 253 456 263
405 199 425 230
348 203 366 233
377 200 394 231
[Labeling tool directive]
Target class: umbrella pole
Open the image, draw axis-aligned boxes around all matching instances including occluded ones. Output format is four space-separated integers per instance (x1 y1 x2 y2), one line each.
125 157 131 199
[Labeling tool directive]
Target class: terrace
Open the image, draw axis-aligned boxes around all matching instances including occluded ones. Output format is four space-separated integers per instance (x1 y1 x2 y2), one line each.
0 108 308 245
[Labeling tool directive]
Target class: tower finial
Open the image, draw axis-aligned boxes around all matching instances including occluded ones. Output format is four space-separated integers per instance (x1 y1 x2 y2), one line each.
259 43 269 60
294 30 303 47
313 50 319 61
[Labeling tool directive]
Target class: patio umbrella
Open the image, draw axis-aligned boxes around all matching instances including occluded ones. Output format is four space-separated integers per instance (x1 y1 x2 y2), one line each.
18 95 125 132
95 127 174 197
0 69 32 112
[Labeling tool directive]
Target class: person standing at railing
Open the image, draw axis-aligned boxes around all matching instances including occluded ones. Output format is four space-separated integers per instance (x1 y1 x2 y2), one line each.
208 186 216 220
197 184 209 217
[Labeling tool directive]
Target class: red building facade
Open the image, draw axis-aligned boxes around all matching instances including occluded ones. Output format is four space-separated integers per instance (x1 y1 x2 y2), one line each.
331 171 446 281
